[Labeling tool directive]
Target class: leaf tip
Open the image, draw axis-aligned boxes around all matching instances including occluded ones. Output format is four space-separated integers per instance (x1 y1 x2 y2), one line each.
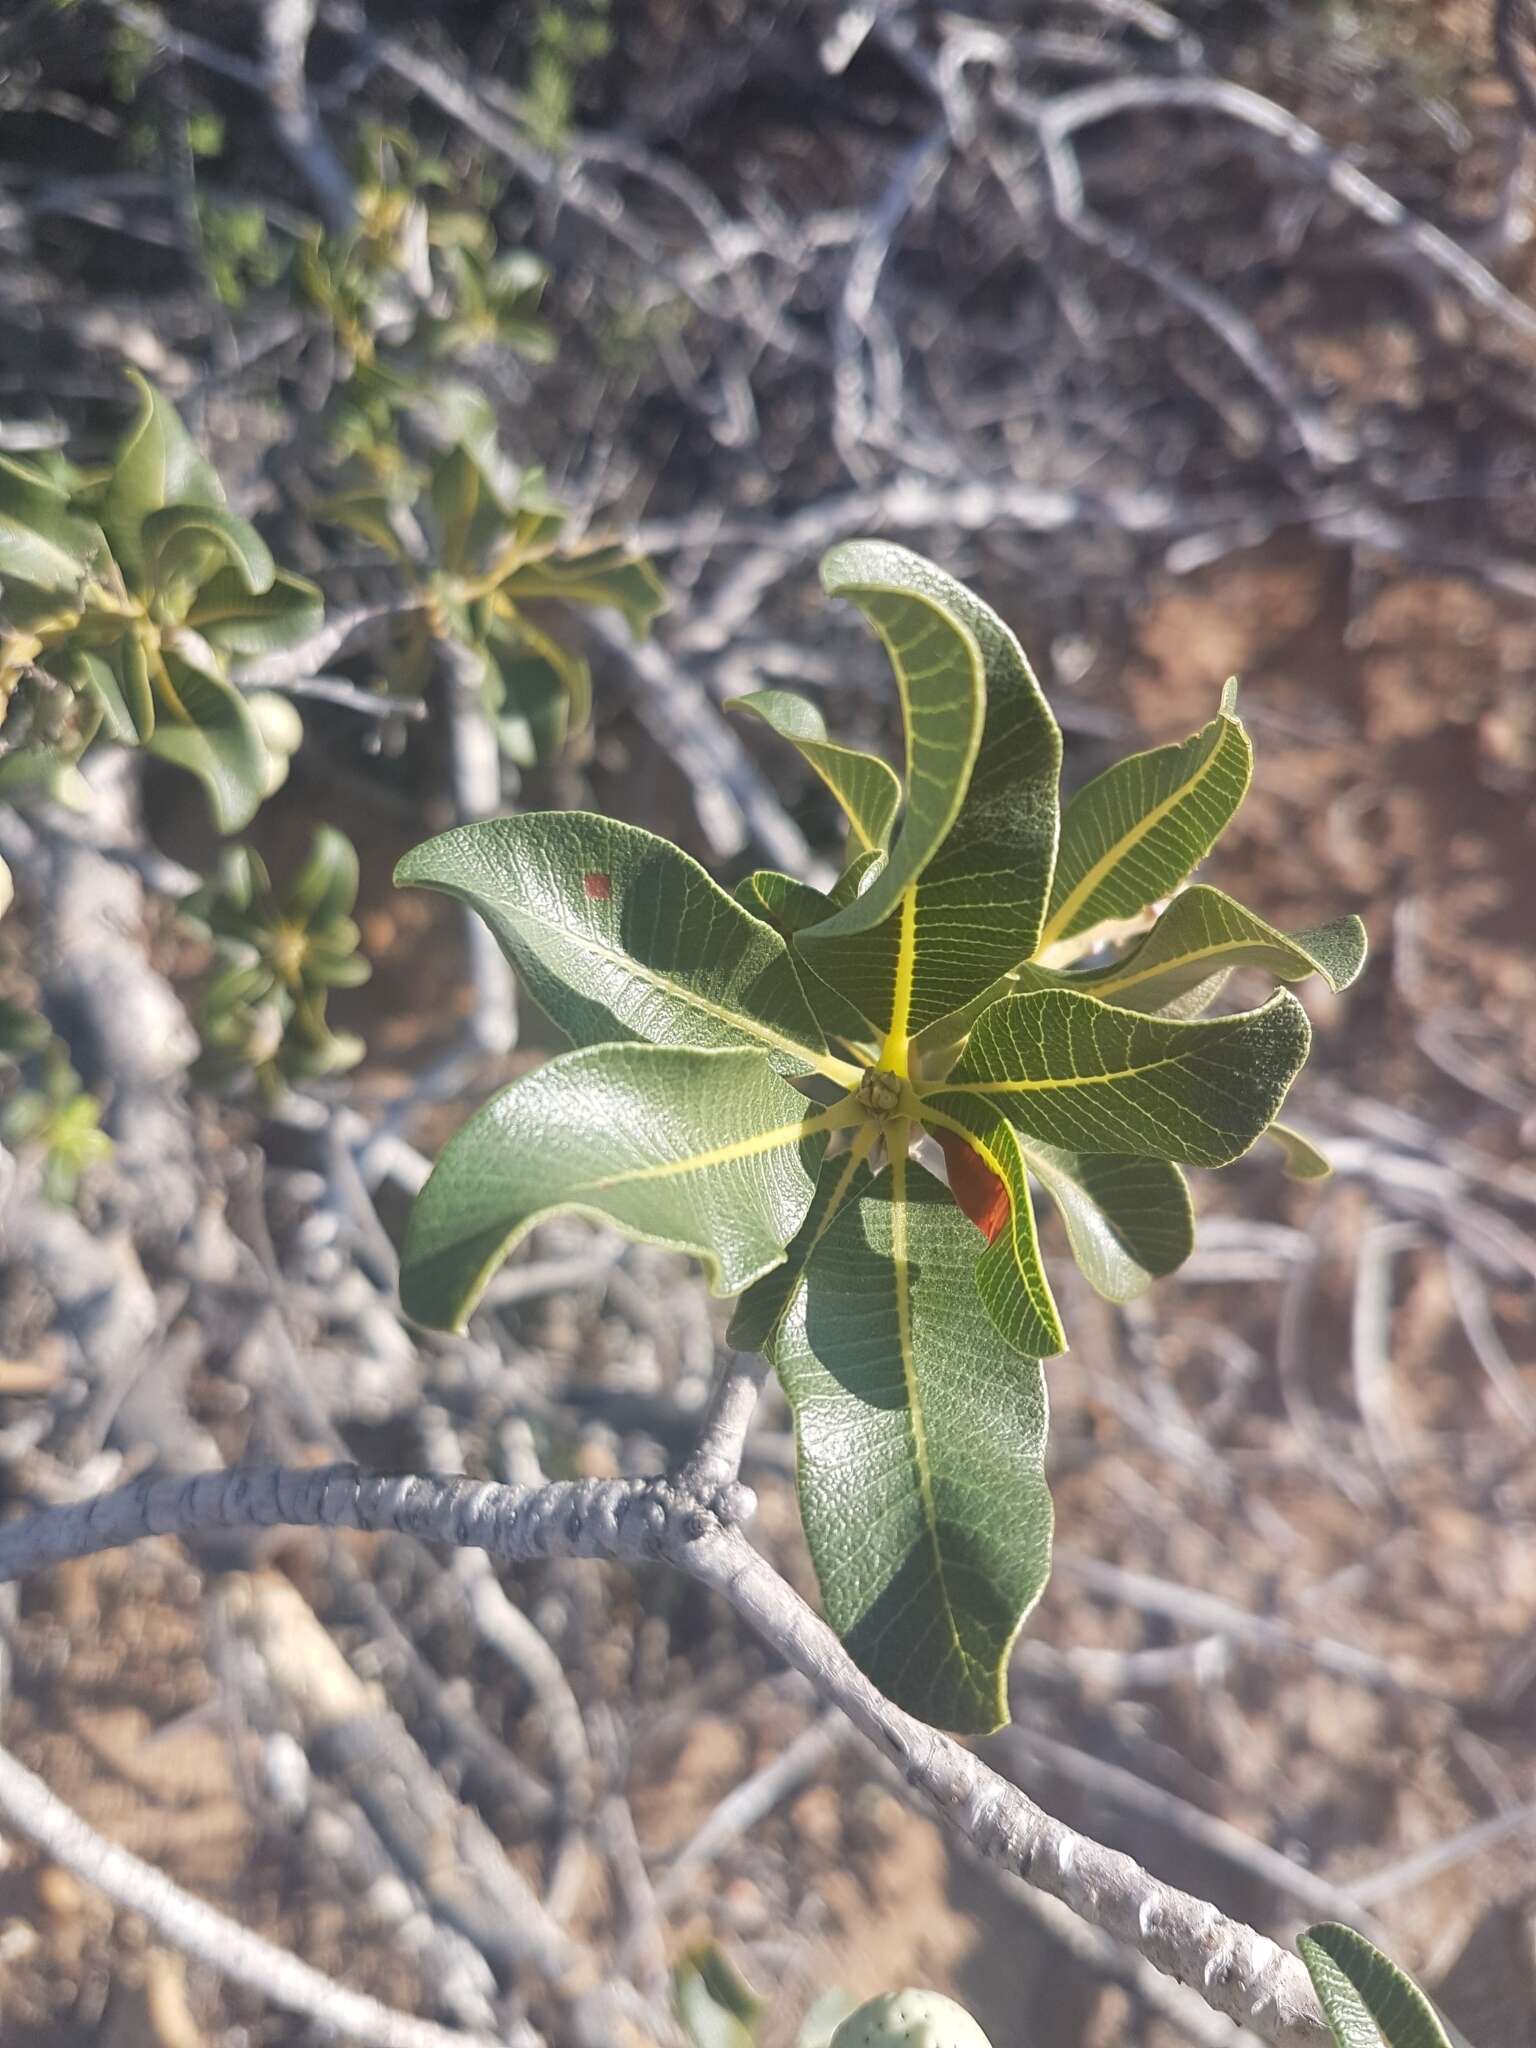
1220 674 1241 716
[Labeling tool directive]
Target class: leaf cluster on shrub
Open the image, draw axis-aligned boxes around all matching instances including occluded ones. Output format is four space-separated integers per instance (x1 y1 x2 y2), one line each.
395 538 1365 1731
0 1001 113 1209
180 827 371 1098
0 373 320 829
320 382 666 764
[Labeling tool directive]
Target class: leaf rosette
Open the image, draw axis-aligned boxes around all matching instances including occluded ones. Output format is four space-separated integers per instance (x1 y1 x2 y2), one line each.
397 540 1365 1733
318 383 665 766
0 375 322 828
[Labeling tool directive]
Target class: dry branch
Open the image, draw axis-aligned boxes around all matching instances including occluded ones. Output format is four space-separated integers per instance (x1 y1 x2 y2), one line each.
0 1740 505 2048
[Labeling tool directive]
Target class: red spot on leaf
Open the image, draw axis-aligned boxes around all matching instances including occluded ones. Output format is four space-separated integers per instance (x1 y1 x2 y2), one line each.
934 1128 1011 1244
584 872 612 901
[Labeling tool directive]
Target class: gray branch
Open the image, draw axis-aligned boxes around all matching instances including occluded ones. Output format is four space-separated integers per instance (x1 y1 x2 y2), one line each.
0 1462 1329 2045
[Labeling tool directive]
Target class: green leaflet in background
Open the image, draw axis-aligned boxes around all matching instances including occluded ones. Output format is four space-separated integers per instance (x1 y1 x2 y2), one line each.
0 454 106 596
186 566 324 655
145 646 271 832
100 369 225 575
142 502 275 597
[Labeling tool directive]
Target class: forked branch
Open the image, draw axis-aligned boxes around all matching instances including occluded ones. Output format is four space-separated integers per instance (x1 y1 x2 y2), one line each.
0 1459 1329 2045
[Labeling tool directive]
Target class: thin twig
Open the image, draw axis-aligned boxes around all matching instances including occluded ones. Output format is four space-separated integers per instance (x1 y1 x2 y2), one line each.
654 1709 844 1910
0 1740 504 2048
675 1354 769 1497
1036 73 1536 346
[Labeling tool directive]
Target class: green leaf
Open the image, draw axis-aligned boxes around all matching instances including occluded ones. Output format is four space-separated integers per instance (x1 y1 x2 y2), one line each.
728 689 900 855
395 814 854 1085
1026 1145 1193 1300
925 1082 1195 1306
400 1044 846 1330
101 371 224 577
114 634 157 741
430 443 493 571
314 489 412 561
799 547 1062 1041
1041 688 1252 948
66 646 151 746
0 455 106 597
483 613 591 765
419 382 527 517
728 1136 876 1351
925 988 1311 1166
797 540 985 947
734 849 886 937
1265 1121 1332 1180
769 1155 1052 1732
142 503 275 597
1297 1925 1453 2048
286 826 360 926
735 869 840 936
1056 887 1367 1015
921 1103 1066 1358
146 646 270 831
503 542 669 640
674 1945 765 2048
730 874 881 1052
186 567 324 655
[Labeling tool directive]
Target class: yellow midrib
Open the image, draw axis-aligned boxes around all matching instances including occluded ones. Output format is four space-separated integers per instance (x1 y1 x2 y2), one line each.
889 1142 968 1668
509 895 861 1088
918 1037 1212 1098
588 1097 861 1192
758 1123 880 1347
1039 721 1238 949
1088 928 1273 1000
879 885 920 1076
804 739 887 855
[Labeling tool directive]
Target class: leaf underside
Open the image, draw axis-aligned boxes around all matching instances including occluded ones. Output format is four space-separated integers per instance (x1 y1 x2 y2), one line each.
729 688 901 856
797 542 986 946
400 1044 834 1330
1038 885 1367 1015
1297 1924 1453 2048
